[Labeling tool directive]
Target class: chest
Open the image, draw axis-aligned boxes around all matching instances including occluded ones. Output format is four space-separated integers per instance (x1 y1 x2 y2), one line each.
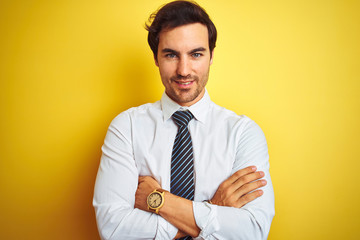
132 120 237 200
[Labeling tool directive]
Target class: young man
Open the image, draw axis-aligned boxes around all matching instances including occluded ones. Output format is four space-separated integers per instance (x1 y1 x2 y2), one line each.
93 1 274 239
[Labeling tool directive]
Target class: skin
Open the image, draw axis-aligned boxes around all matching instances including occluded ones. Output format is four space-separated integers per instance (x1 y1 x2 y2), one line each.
135 167 266 238
155 23 213 107
134 23 267 238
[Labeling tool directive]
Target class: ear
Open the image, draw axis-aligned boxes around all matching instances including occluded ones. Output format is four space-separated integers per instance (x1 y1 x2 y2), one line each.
210 50 214 65
154 54 159 67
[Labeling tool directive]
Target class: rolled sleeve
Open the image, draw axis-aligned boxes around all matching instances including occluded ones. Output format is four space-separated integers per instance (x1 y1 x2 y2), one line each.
156 217 178 239
193 202 219 239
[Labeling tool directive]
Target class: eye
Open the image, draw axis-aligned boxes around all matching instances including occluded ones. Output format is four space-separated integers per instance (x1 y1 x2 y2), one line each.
192 53 202 58
165 53 177 59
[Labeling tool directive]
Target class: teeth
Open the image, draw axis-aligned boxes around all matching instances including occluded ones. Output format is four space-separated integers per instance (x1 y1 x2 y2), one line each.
180 82 191 85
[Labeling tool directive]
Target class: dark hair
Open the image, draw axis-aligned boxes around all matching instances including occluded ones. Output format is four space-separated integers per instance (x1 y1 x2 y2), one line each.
145 0 217 59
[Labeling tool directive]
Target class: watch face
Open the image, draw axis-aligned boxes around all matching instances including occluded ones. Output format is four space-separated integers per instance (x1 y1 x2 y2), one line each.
148 192 162 208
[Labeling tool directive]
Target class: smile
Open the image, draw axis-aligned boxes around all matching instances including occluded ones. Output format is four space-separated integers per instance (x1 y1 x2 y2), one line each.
178 82 192 85
174 81 194 88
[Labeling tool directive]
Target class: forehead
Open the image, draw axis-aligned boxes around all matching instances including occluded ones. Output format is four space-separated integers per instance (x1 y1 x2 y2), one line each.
158 23 209 51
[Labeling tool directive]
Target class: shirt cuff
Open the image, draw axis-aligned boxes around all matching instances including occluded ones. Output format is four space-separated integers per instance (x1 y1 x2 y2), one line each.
155 215 178 240
193 202 220 239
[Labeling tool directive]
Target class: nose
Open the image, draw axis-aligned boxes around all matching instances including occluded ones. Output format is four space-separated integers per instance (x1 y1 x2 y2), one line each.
176 57 191 78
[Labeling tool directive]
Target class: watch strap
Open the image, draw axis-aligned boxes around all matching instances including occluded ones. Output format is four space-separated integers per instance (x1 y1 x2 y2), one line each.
156 188 167 194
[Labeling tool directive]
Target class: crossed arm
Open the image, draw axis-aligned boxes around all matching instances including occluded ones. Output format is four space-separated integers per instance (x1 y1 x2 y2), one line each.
93 114 274 239
135 166 267 238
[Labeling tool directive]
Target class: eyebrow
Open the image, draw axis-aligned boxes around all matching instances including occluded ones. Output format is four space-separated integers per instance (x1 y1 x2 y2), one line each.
161 47 207 55
188 47 206 54
161 48 180 55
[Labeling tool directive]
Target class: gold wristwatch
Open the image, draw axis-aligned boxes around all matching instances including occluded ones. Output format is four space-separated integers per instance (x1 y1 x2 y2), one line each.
147 189 167 214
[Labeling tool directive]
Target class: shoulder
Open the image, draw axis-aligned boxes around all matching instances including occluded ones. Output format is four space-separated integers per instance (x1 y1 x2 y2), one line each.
210 102 266 139
110 101 161 129
209 102 253 127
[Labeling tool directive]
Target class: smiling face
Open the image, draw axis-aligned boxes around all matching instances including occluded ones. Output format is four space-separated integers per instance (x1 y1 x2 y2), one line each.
155 23 213 106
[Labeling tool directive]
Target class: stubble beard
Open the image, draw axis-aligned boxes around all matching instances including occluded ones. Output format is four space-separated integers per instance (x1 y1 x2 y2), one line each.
166 71 209 105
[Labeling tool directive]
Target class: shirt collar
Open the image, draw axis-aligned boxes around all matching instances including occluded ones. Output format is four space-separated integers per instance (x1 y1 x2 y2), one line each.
161 89 211 124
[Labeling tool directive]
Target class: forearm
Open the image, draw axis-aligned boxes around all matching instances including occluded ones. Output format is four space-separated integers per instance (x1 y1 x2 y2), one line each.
94 202 156 239
94 114 178 240
94 172 179 240
158 192 200 237
194 200 274 239
93 167 173 239
193 175 275 239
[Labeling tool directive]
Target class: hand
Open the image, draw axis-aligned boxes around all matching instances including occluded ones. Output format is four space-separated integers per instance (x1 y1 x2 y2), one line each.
211 166 267 208
174 230 187 239
135 178 200 237
134 176 161 212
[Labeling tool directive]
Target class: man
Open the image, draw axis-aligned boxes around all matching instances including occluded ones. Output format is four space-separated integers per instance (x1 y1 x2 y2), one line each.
93 1 274 239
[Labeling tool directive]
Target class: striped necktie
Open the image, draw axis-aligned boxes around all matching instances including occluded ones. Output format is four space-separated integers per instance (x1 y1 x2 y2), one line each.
171 110 195 240
171 110 195 200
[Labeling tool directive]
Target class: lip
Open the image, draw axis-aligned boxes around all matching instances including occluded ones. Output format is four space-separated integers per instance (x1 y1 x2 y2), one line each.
174 80 194 88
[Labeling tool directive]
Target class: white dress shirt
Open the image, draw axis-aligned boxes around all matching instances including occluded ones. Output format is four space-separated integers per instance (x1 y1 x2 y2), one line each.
93 90 275 240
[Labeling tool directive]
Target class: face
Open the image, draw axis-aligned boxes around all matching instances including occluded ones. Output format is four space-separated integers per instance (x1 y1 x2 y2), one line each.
155 23 214 106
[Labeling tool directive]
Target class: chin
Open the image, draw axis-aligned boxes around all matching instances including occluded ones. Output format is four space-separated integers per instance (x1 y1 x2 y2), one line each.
176 94 199 105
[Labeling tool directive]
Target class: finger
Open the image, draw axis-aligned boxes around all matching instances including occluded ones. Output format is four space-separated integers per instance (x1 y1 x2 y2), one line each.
138 175 154 183
222 166 257 188
232 171 264 191
234 179 267 199
140 176 162 190
236 189 264 208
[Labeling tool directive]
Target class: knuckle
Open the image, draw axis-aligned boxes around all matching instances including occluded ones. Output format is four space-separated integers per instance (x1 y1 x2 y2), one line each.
234 171 242 178
239 182 257 195
244 184 253 192
242 193 251 203
228 196 237 207
224 188 232 197
241 187 252 197
242 175 251 183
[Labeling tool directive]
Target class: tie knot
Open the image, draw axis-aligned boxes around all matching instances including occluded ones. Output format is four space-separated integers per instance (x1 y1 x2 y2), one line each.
172 110 194 127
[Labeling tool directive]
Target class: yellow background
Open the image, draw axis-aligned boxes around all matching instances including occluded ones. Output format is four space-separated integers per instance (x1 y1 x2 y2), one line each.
1 0 359 239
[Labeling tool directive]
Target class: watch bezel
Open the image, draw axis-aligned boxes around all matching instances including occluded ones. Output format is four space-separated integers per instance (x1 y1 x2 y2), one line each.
147 189 166 214
148 192 163 208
